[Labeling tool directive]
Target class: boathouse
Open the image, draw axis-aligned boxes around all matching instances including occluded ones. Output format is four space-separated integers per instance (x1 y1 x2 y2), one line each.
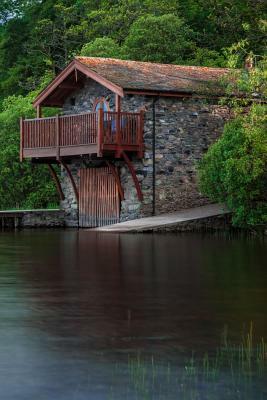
20 57 230 227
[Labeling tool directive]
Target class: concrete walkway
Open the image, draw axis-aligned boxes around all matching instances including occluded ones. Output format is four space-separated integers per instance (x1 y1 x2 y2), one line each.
93 203 230 233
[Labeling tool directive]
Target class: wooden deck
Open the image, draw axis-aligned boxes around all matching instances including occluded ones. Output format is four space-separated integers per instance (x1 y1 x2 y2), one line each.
91 204 230 232
0 209 61 229
20 110 144 161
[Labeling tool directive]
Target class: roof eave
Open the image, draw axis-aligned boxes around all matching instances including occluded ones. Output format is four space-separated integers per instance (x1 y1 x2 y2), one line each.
33 59 124 108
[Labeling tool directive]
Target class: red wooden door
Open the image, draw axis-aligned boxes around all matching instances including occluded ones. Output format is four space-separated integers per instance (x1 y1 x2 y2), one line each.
79 167 120 227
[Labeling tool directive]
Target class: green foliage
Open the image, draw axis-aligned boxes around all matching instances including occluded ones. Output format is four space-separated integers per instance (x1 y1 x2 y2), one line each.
124 14 193 63
199 105 266 227
186 48 226 68
0 87 59 210
80 37 123 58
198 56 267 227
1 0 266 100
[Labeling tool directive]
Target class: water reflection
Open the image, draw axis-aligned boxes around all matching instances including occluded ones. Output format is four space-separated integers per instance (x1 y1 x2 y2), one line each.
0 231 266 399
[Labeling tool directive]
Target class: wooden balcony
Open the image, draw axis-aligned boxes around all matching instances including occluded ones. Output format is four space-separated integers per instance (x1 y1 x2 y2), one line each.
20 110 144 161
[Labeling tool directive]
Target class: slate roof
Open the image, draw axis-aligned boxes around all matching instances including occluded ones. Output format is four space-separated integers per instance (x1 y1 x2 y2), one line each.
76 56 230 94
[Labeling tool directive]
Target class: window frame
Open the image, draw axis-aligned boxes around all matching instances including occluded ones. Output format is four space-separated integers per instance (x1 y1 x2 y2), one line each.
93 97 110 112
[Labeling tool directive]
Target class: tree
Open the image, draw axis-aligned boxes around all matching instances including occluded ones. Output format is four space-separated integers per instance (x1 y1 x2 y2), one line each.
80 37 122 58
186 48 226 67
198 60 267 227
124 14 194 63
0 81 59 210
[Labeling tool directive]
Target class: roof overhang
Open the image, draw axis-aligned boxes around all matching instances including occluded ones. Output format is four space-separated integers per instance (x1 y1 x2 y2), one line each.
33 59 124 108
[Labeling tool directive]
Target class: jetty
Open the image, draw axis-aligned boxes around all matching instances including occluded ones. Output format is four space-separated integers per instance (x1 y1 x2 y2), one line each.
0 209 63 229
93 203 230 233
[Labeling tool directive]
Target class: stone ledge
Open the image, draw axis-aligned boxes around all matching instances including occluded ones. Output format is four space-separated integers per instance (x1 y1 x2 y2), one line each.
21 210 65 228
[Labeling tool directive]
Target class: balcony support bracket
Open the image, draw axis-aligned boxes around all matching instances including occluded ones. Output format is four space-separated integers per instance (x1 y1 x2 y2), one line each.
60 161 79 202
105 161 124 200
121 151 143 202
47 164 65 201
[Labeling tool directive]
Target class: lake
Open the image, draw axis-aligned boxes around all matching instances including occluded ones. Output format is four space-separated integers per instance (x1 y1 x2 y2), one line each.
0 230 266 399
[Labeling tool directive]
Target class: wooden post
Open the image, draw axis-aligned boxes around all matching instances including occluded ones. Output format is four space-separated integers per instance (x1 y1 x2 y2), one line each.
115 94 121 157
20 117 24 162
36 105 42 118
137 110 144 158
47 164 65 201
56 114 60 160
97 108 104 157
122 151 143 201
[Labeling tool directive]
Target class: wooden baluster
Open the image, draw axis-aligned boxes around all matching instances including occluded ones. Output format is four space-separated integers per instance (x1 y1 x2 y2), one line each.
32 120 34 148
29 121 31 148
62 116 64 147
97 108 104 157
40 119 42 147
27 122 29 149
89 114 91 143
56 114 60 160
35 120 37 148
60 117 63 147
37 120 39 148
137 110 144 158
116 111 121 150
50 119 52 147
20 118 24 162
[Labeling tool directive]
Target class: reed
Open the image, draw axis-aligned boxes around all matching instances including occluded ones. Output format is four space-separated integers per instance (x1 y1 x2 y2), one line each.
123 324 266 400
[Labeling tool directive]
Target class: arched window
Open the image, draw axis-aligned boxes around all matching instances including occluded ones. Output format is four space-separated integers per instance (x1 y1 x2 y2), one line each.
93 97 110 112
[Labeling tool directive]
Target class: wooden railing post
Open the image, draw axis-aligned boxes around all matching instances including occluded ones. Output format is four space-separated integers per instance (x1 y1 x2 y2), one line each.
56 114 60 160
97 108 104 157
20 117 24 162
137 110 144 158
116 111 121 148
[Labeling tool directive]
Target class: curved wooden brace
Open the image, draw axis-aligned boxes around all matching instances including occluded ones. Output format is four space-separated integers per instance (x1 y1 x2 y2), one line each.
105 161 125 200
47 164 65 201
121 151 143 201
60 161 79 202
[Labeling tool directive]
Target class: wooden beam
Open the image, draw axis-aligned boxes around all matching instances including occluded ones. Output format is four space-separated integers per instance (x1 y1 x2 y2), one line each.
41 102 63 107
137 110 144 159
20 117 24 162
36 105 42 118
33 59 124 108
115 94 121 113
124 89 193 98
74 59 124 98
105 161 124 200
121 151 143 201
47 164 65 201
115 94 121 157
97 108 104 157
56 114 60 161
60 161 79 202
58 83 83 90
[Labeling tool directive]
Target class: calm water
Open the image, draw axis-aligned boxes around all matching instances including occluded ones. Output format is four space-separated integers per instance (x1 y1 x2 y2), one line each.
0 230 266 399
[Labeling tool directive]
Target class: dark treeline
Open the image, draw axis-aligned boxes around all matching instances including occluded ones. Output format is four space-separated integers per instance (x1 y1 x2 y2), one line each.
0 0 266 221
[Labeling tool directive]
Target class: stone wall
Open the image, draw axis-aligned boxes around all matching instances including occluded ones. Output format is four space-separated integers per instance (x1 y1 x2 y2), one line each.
118 94 230 218
62 79 115 114
21 210 65 228
141 96 230 214
60 162 80 227
60 77 231 226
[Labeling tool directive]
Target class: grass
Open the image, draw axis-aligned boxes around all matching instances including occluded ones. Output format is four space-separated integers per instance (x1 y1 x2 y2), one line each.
108 323 267 400
0 203 60 212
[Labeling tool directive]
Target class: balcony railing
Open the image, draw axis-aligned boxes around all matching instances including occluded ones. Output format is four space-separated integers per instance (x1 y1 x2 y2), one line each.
20 110 144 160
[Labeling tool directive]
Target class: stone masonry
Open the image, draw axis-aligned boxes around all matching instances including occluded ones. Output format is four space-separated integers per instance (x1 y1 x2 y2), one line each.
60 77 230 226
